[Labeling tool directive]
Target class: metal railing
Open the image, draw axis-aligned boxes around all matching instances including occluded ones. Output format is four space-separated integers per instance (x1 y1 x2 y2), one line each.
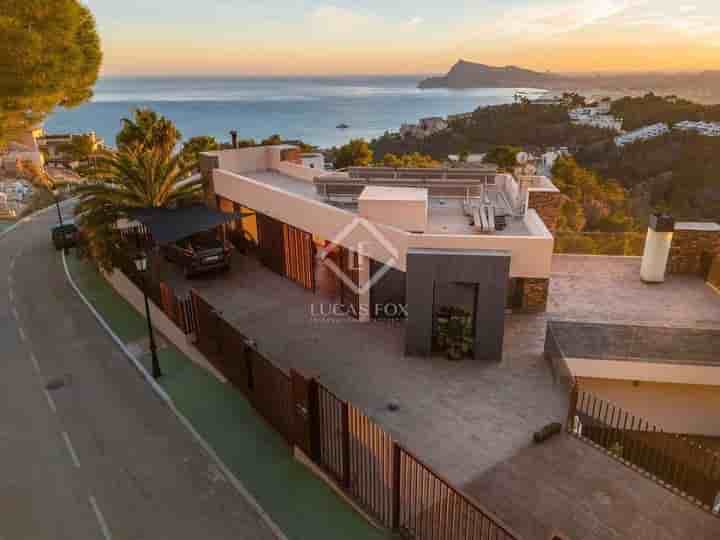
567 386 720 513
190 288 519 539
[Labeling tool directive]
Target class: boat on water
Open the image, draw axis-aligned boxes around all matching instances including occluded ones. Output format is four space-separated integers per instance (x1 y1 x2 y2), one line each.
336 123 349 129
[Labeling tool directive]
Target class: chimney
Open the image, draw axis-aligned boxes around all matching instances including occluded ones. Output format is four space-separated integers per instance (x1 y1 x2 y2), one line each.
230 130 238 149
640 213 675 283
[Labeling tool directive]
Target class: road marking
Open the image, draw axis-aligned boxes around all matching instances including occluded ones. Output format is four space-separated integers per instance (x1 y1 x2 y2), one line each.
43 389 58 413
8 288 14 303
89 496 112 540
18 326 26 342
29 352 41 374
61 431 81 468
9 257 15 271
11 306 19 320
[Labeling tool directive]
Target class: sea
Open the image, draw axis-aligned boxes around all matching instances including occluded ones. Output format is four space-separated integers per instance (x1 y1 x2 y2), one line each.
44 76 546 149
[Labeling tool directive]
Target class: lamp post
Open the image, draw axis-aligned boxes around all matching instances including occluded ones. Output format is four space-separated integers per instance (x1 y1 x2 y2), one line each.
134 251 162 379
51 187 63 225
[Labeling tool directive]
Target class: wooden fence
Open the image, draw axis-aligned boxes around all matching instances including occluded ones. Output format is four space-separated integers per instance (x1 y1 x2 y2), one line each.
111 249 198 336
568 386 720 511
191 289 518 539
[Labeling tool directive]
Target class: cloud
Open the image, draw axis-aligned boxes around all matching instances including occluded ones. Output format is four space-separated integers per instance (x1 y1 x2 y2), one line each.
408 16 424 26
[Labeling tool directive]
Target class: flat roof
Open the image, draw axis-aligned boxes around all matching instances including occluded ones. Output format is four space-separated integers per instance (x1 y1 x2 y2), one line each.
549 255 720 330
358 186 428 202
234 170 532 236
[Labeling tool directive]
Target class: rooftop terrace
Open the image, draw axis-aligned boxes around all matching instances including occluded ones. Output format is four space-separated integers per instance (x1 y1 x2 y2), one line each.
246 170 533 235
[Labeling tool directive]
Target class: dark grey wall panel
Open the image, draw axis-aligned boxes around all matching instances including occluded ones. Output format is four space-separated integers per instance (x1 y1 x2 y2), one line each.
405 248 510 362
370 260 407 319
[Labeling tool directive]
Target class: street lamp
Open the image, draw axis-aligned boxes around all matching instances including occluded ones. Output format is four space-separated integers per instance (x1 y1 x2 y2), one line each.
134 251 162 379
51 187 63 225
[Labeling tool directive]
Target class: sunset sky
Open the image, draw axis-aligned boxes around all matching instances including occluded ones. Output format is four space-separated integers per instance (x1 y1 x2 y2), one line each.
90 0 720 76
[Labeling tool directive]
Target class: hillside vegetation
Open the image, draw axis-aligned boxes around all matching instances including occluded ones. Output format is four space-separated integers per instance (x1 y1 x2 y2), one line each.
611 94 720 131
370 103 613 161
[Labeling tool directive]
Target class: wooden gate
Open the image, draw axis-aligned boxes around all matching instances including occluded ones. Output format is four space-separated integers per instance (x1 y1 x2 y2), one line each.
257 212 316 291
256 213 285 276
283 223 316 291
291 370 319 460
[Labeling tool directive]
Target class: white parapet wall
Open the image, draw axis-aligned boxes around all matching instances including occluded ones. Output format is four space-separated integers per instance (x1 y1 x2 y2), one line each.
102 268 227 383
213 169 554 278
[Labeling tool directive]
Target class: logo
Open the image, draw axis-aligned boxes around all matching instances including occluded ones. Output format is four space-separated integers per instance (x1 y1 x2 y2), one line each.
316 217 399 296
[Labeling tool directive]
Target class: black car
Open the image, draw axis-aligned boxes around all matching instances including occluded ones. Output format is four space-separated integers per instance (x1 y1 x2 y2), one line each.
51 221 79 250
163 230 231 277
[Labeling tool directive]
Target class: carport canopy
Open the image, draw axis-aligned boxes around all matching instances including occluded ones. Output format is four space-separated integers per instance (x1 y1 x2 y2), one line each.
126 204 246 245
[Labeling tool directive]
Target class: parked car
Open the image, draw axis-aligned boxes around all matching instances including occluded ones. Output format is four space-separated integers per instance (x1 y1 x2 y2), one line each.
163 230 231 277
51 221 79 250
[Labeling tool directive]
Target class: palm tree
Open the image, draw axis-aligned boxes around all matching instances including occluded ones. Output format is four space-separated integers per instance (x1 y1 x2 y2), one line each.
116 108 182 158
73 146 202 269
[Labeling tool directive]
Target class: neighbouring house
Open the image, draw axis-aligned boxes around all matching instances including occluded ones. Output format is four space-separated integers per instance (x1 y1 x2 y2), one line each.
37 130 104 164
1 127 45 174
300 152 325 170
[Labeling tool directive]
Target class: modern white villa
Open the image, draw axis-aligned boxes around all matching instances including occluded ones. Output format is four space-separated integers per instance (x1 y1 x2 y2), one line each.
199 145 562 361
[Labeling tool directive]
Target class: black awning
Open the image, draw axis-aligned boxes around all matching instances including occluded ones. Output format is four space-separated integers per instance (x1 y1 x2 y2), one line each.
126 205 244 245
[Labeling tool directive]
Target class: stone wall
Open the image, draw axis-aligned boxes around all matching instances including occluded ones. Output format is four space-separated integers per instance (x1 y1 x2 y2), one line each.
667 226 720 275
528 190 563 235
199 153 220 209
707 255 720 290
521 278 549 313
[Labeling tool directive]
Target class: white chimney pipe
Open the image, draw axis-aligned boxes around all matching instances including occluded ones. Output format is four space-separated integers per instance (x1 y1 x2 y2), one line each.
640 214 675 283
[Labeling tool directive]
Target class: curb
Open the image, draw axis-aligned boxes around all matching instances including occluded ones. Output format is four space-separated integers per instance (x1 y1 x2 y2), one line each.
0 199 73 241
61 251 288 540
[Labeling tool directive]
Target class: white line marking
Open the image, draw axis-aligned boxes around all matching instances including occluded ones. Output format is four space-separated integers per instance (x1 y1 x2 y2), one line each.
62 251 288 540
89 496 112 540
9 258 15 271
18 326 26 342
43 389 57 413
11 306 19 320
61 431 81 468
29 352 40 374
8 288 14 303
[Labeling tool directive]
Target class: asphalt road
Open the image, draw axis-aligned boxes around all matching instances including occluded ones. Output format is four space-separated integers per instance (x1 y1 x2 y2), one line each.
0 207 276 539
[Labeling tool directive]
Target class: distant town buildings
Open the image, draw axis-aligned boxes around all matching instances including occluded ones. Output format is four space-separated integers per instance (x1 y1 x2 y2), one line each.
569 102 623 132
614 122 670 147
674 120 720 137
37 130 104 162
400 117 448 139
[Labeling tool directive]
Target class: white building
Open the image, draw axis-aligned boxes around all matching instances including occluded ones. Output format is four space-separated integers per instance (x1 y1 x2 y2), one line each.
1 141 45 174
447 153 487 165
673 121 720 137
569 104 622 132
615 123 670 147
300 153 325 170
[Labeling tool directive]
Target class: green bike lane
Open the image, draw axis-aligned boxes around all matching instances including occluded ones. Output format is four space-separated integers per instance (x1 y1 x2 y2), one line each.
66 253 389 540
